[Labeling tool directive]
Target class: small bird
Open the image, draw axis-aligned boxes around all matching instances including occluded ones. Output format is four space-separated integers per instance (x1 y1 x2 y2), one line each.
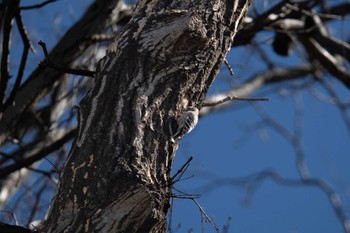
172 106 199 141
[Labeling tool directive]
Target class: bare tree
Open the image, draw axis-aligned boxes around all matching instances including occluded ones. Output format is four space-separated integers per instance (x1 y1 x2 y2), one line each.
42 0 251 232
1 0 349 232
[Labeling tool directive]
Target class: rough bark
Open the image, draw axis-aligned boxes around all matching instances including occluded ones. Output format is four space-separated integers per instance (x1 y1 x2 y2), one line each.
43 0 251 232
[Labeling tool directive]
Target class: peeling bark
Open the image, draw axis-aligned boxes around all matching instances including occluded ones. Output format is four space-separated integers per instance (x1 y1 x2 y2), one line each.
43 0 251 232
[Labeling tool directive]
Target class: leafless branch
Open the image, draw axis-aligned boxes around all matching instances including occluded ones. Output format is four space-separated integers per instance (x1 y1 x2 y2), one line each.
201 65 314 116
191 198 219 232
26 179 50 226
203 96 269 107
0 128 75 179
193 170 350 233
0 0 18 111
0 222 32 233
285 3 346 20
38 41 95 78
3 10 32 109
224 59 234 78
171 156 193 184
313 33 350 62
299 37 350 88
254 104 310 179
20 0 58 10
317 78 350 137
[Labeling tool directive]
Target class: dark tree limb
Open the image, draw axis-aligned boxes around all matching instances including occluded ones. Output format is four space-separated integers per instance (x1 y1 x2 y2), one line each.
0 222 32 233
38 41 96 78
20 0 58 10
0 0 19 110
0 128 75 179
4 9 32 109
300 37 350 88
171 156 193 183
313 33 350 62
233 0 310 46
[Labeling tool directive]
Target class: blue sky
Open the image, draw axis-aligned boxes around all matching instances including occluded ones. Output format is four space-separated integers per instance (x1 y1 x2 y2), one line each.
5 0 350 232
169 26 350 231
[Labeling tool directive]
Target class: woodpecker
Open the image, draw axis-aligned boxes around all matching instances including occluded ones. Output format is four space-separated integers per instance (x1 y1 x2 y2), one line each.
172 106 199 140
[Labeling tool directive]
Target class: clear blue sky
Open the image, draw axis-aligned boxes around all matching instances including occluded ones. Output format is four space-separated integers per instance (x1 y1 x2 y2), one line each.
8 0 350 232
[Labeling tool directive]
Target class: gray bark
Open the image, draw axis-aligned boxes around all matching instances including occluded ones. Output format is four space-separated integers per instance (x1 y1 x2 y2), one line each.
43 0 251 232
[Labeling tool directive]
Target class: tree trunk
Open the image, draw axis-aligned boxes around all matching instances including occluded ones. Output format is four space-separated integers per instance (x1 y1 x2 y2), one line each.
43 0 251 232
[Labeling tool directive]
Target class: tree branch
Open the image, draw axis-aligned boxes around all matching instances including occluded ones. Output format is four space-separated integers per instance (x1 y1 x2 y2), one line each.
0 128 75 179
4 10 32 109
201 65 315 116
20 0 58 10
0 0 130 144
0 222 32 233
38 41 95 78
0 0 19 110
203 96 269 107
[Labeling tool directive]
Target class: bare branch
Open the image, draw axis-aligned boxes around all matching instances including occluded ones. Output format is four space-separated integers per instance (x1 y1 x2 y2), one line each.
0 222 32 233
0 128 75 179
191 198 220 232
4 10 32 109
317 78 350 137
314 34 350 62
171 156 193 183
285 3 346 20
254 104 310 179
193 170 350 233
203 96 269 107
20 0 58 10
0 0 18 110
38 41 95 78
224 59 234 78
322 3 350 18
201 65 315 116
300 37 350 88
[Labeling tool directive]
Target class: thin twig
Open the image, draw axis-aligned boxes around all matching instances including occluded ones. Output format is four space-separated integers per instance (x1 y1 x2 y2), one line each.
0 222 31 233
286 3 346 20
203 96 269 107
171 187 219 231
222 216 232 233
38 41 95 78
4 11 32 109
224 59 234 78
172 187 201 199
167 197 174 233
0 129 76 179
171 156 193 183
200 211 205 233
21 0 58 10
172 194 201 199
43 157 60 174
192 198 220 232
26 179 49 226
